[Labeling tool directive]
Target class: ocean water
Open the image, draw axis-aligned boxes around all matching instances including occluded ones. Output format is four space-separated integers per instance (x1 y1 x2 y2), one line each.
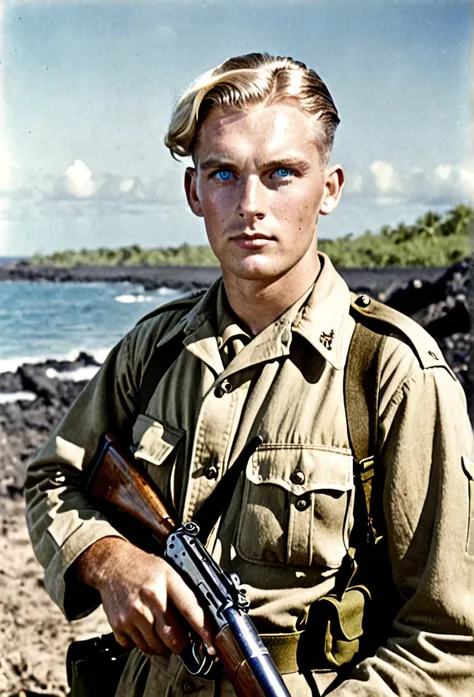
0 280 184 374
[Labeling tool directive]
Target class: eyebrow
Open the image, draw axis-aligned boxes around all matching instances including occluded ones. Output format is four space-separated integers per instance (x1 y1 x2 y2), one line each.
198 157 235 171
260 157 311 171
198 155 311 172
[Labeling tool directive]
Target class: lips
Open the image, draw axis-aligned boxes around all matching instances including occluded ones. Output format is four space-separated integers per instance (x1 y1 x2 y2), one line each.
230 233 273 241
230 234 273 250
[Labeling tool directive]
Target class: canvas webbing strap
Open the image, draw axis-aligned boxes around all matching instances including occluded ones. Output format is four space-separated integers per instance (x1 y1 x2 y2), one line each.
261 632 302 674
193 436 263 542
138 332 185 415
344 318 387 545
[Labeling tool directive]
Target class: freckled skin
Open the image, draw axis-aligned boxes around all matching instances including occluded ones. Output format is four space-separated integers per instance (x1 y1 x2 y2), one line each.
185 100 344 334
186 102 344 296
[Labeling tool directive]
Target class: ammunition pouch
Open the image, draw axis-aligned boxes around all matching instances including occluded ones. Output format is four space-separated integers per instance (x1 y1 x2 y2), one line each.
297 582 372 672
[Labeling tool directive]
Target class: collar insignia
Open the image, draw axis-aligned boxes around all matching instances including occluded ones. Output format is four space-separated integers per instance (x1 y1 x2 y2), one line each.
319 329 335 350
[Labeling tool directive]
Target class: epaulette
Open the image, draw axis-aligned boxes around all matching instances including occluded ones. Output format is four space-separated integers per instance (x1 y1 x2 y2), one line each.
135 289 206 326
350 292 455 377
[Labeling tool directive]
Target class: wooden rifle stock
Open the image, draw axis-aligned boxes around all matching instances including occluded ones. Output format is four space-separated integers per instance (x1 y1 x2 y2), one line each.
85 433 176 543
85 433 290 697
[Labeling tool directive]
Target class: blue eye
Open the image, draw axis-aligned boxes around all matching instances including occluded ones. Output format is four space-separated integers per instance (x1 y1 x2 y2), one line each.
273 167 294 179
214 169 233 182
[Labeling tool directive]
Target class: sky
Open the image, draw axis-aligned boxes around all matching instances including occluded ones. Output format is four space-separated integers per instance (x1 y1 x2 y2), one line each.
0 0 472 256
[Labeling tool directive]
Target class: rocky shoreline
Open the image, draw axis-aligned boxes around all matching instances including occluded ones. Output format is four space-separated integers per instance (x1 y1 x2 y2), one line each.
0 258 454 292
0 257 471 499
0 257 471 696
0 260 222 292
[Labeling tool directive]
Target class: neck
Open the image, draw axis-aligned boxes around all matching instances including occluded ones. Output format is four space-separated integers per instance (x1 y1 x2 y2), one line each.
222 256 321 335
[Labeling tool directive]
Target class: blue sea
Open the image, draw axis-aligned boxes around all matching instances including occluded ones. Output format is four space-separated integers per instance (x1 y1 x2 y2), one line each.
0 278 184 376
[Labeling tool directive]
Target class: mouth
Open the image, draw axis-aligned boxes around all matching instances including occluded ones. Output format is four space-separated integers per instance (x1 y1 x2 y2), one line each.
229 233 274 249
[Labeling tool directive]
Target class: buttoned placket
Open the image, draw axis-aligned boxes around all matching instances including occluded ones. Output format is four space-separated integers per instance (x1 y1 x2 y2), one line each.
180 317 295 526
178 317 250 524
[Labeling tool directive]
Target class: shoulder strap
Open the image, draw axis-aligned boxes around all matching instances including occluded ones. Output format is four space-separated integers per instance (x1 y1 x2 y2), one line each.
136 290 205 413
345 302 387 545
135 290 206 327
138 331 185 414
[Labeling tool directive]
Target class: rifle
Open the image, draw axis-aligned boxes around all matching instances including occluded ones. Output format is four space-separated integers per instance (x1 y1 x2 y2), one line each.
85 433 291 697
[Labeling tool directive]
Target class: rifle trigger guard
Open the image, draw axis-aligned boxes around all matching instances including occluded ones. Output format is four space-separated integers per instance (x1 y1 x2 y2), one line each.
179 641 220 679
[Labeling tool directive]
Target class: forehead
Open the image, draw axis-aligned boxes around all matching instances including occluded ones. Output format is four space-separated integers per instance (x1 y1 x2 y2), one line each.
194 101 321 163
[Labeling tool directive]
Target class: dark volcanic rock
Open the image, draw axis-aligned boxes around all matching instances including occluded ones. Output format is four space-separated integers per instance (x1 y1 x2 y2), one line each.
0 262 221 292
0 355 95 497
0 258 471 499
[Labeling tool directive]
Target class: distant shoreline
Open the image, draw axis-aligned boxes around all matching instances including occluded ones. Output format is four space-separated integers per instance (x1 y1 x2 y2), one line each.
0 262 221 292
0 261 449 294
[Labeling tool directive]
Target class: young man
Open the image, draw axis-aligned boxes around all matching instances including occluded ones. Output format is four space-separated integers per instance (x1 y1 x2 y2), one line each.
25 53 474 696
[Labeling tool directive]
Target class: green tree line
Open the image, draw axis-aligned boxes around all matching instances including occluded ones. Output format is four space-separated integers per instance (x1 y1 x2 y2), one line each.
31 204 471 268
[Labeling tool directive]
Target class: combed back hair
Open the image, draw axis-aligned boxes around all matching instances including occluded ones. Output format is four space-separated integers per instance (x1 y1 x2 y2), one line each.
165 52 340 164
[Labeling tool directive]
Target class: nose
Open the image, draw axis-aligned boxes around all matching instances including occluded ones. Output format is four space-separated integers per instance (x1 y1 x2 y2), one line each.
237 176 266 220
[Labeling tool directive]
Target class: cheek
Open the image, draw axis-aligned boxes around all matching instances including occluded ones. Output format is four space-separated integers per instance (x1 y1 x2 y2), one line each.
200 189 230 218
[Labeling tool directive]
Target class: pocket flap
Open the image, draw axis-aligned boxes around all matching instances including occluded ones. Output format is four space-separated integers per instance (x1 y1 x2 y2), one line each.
320 586 370 641
133 414 184 467
247 445 353 495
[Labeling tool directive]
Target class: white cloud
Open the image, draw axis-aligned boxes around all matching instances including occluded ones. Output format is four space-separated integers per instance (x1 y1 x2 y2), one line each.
1 159 184 211
3 158 471 226
119 178 135 194
370 160 401 197
434 164 453 181
345 161 474 206
62 160 96 198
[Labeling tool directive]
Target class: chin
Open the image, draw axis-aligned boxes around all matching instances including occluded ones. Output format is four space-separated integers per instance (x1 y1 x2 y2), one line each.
224 257 284 282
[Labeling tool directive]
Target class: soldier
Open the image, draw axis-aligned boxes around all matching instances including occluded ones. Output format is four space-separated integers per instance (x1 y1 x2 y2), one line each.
25 53 474 696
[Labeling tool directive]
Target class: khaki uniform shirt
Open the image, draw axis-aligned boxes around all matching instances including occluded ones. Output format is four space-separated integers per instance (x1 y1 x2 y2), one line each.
25 253 474 696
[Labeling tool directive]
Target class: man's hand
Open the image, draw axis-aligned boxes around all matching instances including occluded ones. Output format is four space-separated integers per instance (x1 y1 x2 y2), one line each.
75 536 215 656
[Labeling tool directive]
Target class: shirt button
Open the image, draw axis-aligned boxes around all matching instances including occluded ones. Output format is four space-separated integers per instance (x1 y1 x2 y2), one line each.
215 379 233 398
204 464 219 480
357 294 371 307
290 470 306 485
182 680 197 694
295 496 310 512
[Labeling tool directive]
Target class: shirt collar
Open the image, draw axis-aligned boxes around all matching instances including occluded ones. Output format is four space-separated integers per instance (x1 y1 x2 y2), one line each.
155 277 222 350
215 282 251 351
293 252 352 371
156 253 352 372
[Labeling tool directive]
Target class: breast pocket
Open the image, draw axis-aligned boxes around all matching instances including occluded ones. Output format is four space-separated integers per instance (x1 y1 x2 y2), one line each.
236 445 354 570
132 414 184 504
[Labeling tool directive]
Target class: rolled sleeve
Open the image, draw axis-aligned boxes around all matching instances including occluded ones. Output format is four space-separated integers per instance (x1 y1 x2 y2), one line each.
332 364 474 696
25 331 141 620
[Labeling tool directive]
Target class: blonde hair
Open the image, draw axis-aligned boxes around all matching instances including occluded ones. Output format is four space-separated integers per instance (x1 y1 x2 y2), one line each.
165 53 340 163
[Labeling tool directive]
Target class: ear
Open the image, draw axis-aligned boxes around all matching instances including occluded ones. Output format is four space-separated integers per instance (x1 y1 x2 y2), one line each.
184 167 204 217
320 165 345 216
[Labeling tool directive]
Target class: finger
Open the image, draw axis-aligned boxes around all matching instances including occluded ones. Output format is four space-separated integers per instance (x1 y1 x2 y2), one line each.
128 626 155 655
153 604 190 654
165 571 215 649
113 630 133 650
134 616 170 656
